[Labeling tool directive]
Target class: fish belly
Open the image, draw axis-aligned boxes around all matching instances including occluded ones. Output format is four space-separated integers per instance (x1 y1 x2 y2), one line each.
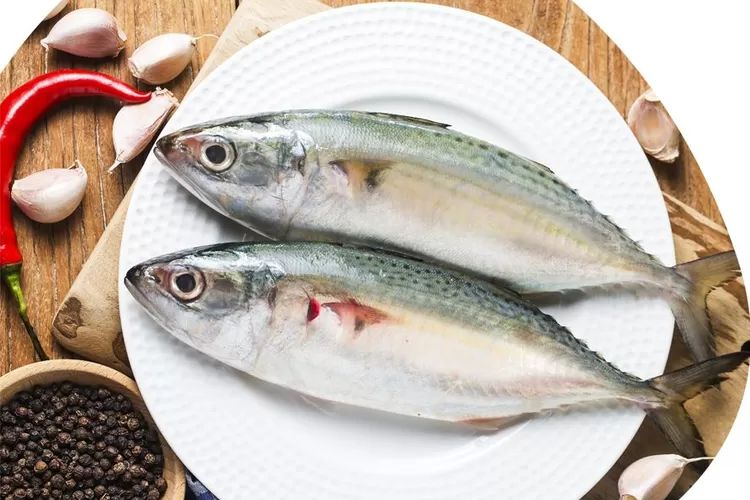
250 304 617 422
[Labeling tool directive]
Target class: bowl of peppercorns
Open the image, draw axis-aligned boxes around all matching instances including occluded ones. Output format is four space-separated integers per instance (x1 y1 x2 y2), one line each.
0 360 185 500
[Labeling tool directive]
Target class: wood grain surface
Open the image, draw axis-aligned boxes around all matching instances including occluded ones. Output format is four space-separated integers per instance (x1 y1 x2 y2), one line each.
1 1 746 499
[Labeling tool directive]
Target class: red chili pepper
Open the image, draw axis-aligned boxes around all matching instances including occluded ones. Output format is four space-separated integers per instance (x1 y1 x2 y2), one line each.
1 70 152 360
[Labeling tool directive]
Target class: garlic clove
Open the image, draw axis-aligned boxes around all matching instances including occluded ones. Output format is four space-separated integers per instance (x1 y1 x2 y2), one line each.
110 88 179 172
41 8 126 58
11 161 88 224
128 33 218 85
44 0 69 21
618 454 713 500
627 89 681 163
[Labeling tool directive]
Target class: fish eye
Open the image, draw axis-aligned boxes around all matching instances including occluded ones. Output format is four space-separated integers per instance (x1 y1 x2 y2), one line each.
169 268 205 302
200 137 235 172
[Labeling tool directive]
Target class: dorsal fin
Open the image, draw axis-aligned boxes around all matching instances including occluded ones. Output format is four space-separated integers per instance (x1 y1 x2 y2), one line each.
362 112 451 129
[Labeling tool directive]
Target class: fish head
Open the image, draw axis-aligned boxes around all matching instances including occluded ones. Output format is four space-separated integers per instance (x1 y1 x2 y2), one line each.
124 244 283 365
154 118 314 239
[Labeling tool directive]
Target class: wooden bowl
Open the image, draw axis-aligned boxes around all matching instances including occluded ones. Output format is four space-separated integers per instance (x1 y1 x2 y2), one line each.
0 360 186 499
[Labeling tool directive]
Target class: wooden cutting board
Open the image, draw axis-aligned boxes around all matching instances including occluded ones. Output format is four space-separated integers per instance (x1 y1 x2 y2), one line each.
50 1 749 498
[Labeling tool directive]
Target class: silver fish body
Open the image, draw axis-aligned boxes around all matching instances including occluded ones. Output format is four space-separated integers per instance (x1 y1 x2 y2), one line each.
125 242 749 458
154 111 740 361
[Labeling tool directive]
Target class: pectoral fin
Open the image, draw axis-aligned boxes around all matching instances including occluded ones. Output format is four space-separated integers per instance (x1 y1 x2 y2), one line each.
324 299 389 338
330 159 392 195
460 414 531 432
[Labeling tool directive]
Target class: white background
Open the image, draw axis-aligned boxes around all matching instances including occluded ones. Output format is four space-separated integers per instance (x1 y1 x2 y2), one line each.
1 1 747 498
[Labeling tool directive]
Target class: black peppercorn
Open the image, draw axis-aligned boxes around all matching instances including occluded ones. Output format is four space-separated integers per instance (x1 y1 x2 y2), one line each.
14 407 30 419
50 474 64 489
4 430 19 445
72 428 90 441
56 432 71 446
153 477 166 494
1 383 166 500
71 465 85 480
90 467 104 481
111 462 127 477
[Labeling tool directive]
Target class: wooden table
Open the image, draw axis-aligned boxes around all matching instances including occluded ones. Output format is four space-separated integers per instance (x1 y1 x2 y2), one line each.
1 1 745 498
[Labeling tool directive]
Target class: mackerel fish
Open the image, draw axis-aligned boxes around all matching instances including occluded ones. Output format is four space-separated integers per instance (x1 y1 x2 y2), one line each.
124 242 750 460
153 110 741 362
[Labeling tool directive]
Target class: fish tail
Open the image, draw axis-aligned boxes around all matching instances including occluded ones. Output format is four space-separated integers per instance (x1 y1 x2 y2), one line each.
645 350 750 464
665 250 741 362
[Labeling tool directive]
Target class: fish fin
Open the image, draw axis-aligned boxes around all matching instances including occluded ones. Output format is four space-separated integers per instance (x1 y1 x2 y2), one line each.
324 300 389 337
460 415 529 431
667 251 741 361
330 160 392 194
299 394 339 416
362 111 452 129
647 351 750 461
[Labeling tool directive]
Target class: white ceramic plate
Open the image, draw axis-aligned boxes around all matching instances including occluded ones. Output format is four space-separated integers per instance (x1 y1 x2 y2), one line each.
118 4 675 499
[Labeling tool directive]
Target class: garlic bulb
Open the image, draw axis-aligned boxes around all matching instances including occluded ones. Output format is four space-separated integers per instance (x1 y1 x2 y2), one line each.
11 161 88 224
110 88 179 172
44 0 69 21
128 33 217 85
41 8 126 58
618 454 713 500
627 89 680 163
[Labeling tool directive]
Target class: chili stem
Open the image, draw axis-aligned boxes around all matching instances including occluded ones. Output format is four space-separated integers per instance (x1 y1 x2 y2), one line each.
1 263 49 360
